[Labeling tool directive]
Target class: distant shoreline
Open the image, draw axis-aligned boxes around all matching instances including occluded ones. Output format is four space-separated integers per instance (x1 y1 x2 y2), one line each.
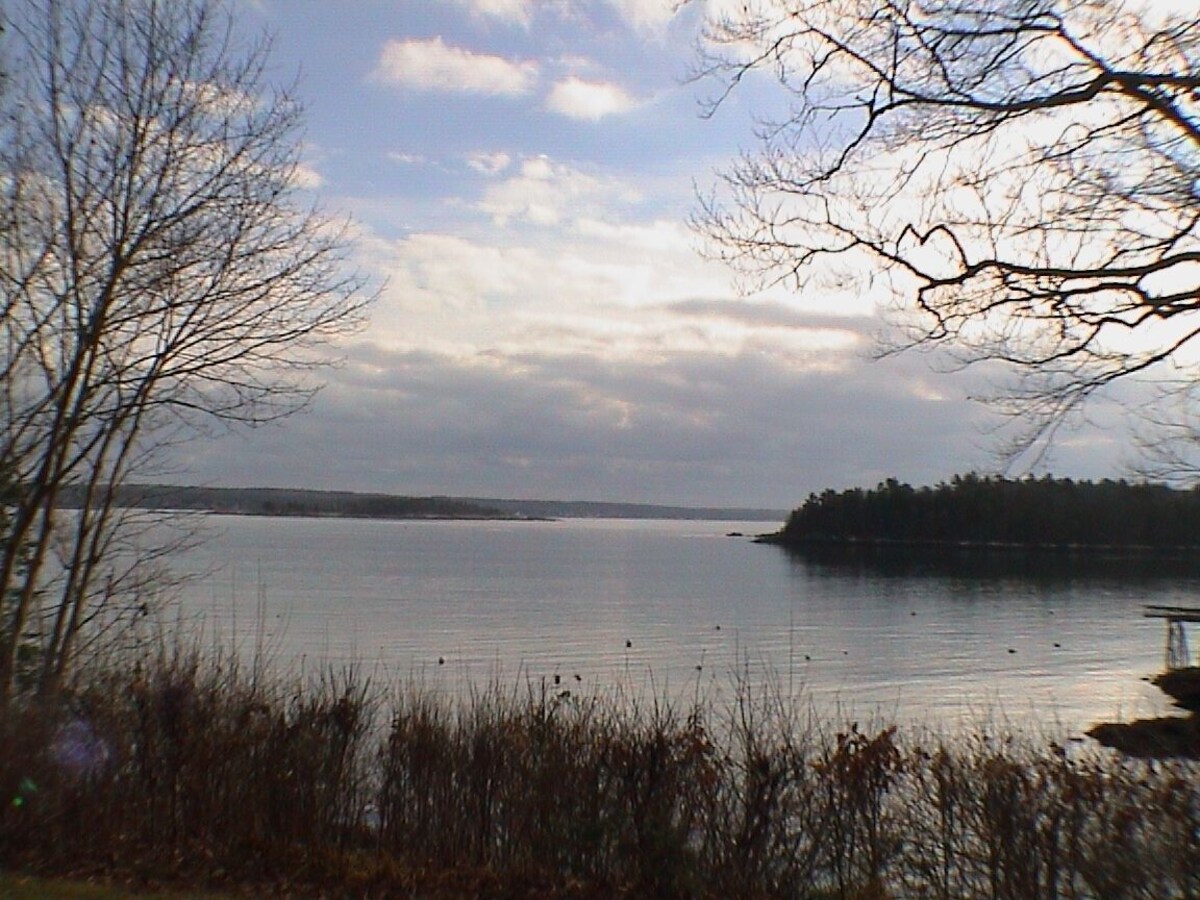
197 508 555 523
56 483 787 523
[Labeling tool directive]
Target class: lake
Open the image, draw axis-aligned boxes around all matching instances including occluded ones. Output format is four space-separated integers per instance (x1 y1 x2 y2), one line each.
169 514 1188 736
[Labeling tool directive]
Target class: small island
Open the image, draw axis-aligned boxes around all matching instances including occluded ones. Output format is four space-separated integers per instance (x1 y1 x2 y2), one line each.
762 473 1200 552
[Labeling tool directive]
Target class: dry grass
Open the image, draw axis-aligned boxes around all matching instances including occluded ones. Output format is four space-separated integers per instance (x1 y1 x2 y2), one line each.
2 645 1198 898
0 872 234 899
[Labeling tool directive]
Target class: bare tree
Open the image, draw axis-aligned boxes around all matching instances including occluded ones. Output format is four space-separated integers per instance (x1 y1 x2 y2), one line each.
0 0 372 702
693 1 1200 464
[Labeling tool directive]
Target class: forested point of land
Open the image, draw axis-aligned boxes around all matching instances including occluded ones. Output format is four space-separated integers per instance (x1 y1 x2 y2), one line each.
769 474 1200 550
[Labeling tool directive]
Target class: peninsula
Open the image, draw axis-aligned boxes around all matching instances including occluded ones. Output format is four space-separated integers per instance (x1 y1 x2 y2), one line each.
764 473 1200 551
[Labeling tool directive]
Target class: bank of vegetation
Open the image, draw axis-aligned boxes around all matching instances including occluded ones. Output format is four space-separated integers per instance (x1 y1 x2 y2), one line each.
54 484 785 523
56 484 515 522
769 474 1200 551
2 645 1198 899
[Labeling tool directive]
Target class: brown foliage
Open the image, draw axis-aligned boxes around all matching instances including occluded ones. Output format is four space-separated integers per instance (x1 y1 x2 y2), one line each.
2 651 1199 898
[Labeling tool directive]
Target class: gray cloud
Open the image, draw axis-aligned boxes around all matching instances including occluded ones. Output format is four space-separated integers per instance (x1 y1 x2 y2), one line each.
177 339 1102 509
662 298 879 337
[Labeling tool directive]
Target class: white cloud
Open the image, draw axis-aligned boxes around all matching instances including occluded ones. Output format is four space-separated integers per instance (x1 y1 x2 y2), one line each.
572 217 694 254
289 161 325 190
451 0 677 33
373 37 538 96
387 151 426 165
476 156 640 226
608 0 677 33
453 0 534 25
465 151 513 175
357 176 869 373
545 77 637 120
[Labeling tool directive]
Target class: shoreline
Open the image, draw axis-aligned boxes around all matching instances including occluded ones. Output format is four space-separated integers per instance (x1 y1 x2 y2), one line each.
761 533 1200 556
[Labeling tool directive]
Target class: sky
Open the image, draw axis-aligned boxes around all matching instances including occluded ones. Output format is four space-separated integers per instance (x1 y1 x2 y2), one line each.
174 0 1137 509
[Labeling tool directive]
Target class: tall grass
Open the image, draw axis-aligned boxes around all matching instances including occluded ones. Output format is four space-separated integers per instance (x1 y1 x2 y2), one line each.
1 645 1197 898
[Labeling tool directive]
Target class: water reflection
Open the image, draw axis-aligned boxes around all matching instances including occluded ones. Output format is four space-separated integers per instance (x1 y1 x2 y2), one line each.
785 543 1200 584
172 516 1181 736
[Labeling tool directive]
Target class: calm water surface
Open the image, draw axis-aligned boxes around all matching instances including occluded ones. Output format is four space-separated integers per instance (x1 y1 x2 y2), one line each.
171 515 1188 735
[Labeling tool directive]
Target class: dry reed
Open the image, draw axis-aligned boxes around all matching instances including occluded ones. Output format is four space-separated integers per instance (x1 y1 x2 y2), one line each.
1 645 1197 898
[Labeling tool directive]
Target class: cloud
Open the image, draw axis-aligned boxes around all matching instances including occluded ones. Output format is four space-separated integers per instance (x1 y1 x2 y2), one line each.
373 37 538 96
386 151 427 166
545 76 638 120
359 221 872 379
186 167 1133 506
607 0 677 34
664 298 875 338
450 0 678 33
476 156 639 226
347 143 880 374
464 151 513 175
179 335 1010 507
452 0 534 26
289 161 325 190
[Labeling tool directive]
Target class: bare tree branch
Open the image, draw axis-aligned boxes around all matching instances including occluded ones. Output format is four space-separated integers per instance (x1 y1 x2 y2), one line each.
693 0 1200 466
0 0 374 702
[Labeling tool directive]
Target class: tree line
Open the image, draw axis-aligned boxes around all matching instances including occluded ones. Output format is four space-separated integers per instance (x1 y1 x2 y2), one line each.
775 474 1200 549
54 484 512 521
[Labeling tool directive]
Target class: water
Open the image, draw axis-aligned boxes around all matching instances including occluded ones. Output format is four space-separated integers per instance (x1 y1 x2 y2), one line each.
169 514 1188 735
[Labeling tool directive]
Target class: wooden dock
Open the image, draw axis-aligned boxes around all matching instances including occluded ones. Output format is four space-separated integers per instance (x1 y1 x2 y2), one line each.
1145 605 1200 669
